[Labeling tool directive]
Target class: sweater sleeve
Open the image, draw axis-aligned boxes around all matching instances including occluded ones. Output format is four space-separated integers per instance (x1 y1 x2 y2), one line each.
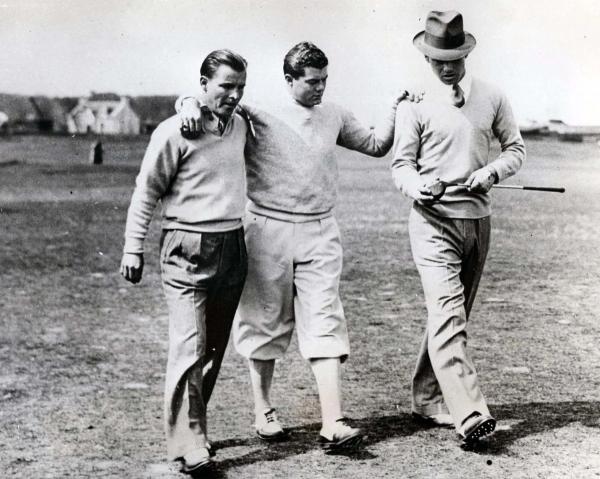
336 102 397 157
174 96 255 137
123 125 181 254
174 94 198 113
390 102 423 197
488 92 526 182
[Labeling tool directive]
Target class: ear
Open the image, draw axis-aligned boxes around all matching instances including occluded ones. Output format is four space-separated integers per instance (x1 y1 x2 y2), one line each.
284 73 294 87
424 55 431 64
199 75 209 92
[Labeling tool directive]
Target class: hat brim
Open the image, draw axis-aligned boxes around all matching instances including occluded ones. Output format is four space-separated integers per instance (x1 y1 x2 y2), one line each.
413 31 476 61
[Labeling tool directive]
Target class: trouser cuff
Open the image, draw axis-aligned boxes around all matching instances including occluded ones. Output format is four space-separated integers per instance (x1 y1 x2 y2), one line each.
411 403 449 417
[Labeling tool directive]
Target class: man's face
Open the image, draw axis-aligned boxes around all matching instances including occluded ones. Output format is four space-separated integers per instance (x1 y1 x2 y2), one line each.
286 66 328 107
428 57 466 85
200 64 246 119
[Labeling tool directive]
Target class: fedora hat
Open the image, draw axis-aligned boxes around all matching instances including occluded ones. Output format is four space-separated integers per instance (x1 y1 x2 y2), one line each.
413 11 476 61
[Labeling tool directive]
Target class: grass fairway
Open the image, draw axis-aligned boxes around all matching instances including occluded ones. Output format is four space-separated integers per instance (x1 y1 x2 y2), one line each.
1 135 599 478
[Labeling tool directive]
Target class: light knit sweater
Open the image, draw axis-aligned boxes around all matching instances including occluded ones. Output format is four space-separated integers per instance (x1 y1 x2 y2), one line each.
243 101 396 220
391 77 525 219
177 97 397 222
123 114 247 254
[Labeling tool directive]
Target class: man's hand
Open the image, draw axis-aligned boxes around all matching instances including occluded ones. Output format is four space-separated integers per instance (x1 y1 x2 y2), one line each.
407 183 436 205
179 98 203 134
465 167 497 193
395 89 425 105
120 253 144 284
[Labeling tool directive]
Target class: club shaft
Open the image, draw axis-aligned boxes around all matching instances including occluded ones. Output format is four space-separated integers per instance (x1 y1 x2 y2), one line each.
448 183 565 193
494 185 565 193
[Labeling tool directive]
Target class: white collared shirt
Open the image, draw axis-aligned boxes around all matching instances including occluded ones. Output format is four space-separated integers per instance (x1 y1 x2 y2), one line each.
423 72 473 106
200 104 227 135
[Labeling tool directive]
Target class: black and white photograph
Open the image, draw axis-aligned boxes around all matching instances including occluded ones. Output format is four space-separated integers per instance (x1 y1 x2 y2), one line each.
1 0 599 477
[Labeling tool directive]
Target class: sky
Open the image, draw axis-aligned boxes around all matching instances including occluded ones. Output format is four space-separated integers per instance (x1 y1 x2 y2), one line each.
1 0 599 125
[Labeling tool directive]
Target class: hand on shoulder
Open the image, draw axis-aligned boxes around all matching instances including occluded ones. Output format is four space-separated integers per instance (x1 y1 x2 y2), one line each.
394 88 425 106
179 97 203 135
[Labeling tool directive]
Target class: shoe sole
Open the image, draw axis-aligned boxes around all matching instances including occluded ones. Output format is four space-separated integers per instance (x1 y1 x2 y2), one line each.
320 431 364 452
462 417 496 444
181 458 213 474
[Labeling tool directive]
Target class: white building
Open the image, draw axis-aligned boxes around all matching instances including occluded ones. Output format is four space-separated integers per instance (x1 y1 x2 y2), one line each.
68 93 140 135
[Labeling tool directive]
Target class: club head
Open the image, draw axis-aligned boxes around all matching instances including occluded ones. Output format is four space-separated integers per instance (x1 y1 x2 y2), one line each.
428 179 447 200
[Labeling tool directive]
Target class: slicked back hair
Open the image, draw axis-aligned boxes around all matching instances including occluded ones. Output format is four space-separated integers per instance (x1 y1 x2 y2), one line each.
283 42 328 79
200 49 248 79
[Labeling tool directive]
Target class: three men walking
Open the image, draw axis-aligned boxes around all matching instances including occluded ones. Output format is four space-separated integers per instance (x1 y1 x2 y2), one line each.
120 8 525 474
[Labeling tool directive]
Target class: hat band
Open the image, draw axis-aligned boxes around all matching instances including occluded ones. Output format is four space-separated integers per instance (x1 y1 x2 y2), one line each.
424 31 465 50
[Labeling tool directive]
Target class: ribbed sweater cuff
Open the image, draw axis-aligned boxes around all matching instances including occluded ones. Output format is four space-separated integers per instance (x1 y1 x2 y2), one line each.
123 237 145 254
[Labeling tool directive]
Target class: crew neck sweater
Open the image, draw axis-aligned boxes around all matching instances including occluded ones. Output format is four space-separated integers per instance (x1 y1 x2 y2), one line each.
391 77 525 219
123 114 247 254
241 101 396 221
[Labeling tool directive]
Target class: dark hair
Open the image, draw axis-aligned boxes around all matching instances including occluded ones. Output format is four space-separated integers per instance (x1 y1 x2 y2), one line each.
283 42 328 79
200 49 247 79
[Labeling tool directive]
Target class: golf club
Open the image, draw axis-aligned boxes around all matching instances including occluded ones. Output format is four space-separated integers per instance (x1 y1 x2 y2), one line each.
428 179 565 200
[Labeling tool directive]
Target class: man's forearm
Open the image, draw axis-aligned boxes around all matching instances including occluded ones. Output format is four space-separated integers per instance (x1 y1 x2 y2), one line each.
488 138 525 182
123 190 159 254
174 94 199 113
373 102 400 155
490 96 526 181
391 165 422 198
338 102 398 157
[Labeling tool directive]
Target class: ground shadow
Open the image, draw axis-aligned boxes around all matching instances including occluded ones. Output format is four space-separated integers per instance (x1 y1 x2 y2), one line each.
202 419 380 476
480 400 600 455
199 400 599 476
196 416 410 477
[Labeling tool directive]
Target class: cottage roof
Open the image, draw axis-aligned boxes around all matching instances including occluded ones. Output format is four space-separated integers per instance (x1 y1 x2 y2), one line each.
57 97 80 113
88 92 121 102
30 96 69 124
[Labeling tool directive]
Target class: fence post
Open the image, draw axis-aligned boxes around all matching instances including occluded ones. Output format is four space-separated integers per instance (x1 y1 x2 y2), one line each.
89 140 103 165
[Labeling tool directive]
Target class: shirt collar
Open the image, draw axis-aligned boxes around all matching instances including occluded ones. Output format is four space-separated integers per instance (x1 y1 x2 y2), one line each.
458 72 472 101
198 101 233 136
423 71 473 105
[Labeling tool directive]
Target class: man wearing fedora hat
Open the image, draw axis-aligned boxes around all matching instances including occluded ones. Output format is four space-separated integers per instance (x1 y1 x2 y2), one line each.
391 11 525 445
